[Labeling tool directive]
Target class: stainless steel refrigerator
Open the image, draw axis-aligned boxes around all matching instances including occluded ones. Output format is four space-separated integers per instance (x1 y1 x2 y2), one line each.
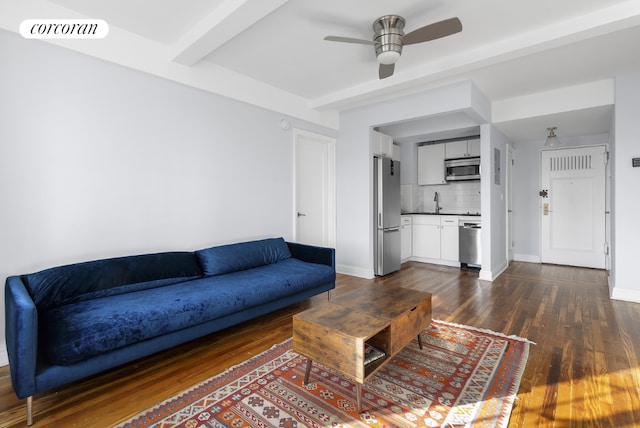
374 157 401 276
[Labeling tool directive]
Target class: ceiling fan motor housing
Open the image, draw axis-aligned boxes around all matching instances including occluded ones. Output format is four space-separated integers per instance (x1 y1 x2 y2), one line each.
374 15 405 64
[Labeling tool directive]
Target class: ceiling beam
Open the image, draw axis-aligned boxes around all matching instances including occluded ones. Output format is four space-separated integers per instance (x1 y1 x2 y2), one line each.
169 0 289 66
492 80 614 124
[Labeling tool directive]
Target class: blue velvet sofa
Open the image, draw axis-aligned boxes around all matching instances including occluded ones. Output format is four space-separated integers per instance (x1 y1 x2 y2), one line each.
4 237 335 425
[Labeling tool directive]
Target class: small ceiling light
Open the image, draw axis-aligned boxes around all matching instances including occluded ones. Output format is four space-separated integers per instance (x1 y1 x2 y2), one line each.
544 127 561 147
377 50 401 65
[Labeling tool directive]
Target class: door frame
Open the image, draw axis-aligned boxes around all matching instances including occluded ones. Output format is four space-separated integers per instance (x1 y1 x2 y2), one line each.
506 144 514 263
293 128 336 247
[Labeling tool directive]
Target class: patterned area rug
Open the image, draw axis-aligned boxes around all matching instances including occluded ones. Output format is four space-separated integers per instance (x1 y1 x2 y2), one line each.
118 320 531 428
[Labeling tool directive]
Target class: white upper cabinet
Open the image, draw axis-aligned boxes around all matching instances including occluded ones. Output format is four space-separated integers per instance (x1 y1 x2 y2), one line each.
417 144 446 185
467 138 481 157
445 138 480 159
392 143 401 162
372 130 395 159
445 140 467 159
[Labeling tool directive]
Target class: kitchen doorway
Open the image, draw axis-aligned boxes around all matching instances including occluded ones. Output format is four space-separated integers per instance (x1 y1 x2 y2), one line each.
293 129 336 247
540 145 607 268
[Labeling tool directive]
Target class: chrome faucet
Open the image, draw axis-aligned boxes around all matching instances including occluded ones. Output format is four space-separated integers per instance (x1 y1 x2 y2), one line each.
434 191 441 214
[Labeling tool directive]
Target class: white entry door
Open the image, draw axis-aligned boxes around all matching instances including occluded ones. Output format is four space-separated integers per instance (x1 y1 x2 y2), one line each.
540 145 607 268
294 129 336 247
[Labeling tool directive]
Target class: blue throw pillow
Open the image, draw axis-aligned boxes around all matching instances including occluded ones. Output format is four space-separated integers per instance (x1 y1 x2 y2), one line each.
22 252 203 310
195 237 291 276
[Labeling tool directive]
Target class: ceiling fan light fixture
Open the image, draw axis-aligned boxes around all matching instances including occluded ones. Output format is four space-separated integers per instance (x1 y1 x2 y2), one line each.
324 14 462 80
545 127 561 147
377 50 401 65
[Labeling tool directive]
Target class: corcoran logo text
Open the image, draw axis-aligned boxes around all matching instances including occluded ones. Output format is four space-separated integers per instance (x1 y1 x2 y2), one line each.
20 19 109 39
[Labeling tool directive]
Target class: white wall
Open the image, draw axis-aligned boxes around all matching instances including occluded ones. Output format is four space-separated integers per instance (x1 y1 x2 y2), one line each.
0 30 335 365
479 124 509 281
511 133 610 262
336 81 491 277
611 73 640 302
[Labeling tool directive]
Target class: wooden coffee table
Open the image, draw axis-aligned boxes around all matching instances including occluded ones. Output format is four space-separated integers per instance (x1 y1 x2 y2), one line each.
292 285 432 413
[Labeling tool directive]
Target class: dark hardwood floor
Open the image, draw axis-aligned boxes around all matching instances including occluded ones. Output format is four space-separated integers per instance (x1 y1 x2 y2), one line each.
2 261 639 427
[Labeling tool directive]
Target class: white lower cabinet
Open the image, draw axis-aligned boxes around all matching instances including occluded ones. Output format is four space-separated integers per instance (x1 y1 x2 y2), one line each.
440 217 460 262
410 215 460 266
412 216 441 259
401 216 412 262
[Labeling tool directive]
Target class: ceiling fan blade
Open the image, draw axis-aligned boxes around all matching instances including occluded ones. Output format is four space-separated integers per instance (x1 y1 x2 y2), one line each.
324 35 374 45
403 17 462 45
379 63 395 79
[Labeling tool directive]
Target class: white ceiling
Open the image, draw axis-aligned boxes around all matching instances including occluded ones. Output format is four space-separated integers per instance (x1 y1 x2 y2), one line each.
5 0 640 142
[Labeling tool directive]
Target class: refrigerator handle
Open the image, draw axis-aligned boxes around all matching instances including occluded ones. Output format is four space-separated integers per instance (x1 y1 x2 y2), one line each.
378 212 382 228
384 227 400 232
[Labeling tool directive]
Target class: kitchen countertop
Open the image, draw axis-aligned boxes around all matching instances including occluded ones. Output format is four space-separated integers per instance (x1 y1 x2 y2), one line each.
402 212 481 216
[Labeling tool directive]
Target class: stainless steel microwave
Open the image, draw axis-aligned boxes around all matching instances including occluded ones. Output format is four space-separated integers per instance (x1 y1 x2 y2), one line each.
445 157 480 181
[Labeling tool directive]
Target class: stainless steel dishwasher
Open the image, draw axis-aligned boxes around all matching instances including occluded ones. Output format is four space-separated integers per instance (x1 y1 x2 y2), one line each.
459 219 481 267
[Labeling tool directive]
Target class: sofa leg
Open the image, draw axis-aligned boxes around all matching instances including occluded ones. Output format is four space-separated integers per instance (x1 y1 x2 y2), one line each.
327 290 332 301
27 396 33 426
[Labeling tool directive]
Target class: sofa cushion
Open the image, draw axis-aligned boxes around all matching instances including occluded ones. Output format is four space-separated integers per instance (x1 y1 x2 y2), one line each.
39 258 334 366
195 237 291 276
22 252 203 311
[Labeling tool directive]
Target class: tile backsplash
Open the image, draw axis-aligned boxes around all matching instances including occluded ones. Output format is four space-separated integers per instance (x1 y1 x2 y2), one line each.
402 181 481 214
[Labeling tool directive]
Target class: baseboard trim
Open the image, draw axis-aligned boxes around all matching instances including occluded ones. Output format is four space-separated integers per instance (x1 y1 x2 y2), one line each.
0 344 8 367
493 261 509 279
514 253 541 263
409 257 460 268
336 264 374 279
479 269 492 281
611 287 640 303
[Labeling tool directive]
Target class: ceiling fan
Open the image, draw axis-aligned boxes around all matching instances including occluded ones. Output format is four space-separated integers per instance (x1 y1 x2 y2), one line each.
324 15 462 79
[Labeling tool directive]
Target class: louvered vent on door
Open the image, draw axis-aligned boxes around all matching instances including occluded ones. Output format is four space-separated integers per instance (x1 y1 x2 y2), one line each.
549 154 592 171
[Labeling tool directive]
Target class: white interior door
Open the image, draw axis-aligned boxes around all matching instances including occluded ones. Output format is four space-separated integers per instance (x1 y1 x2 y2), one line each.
540 145 607 268
294 129 335 247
